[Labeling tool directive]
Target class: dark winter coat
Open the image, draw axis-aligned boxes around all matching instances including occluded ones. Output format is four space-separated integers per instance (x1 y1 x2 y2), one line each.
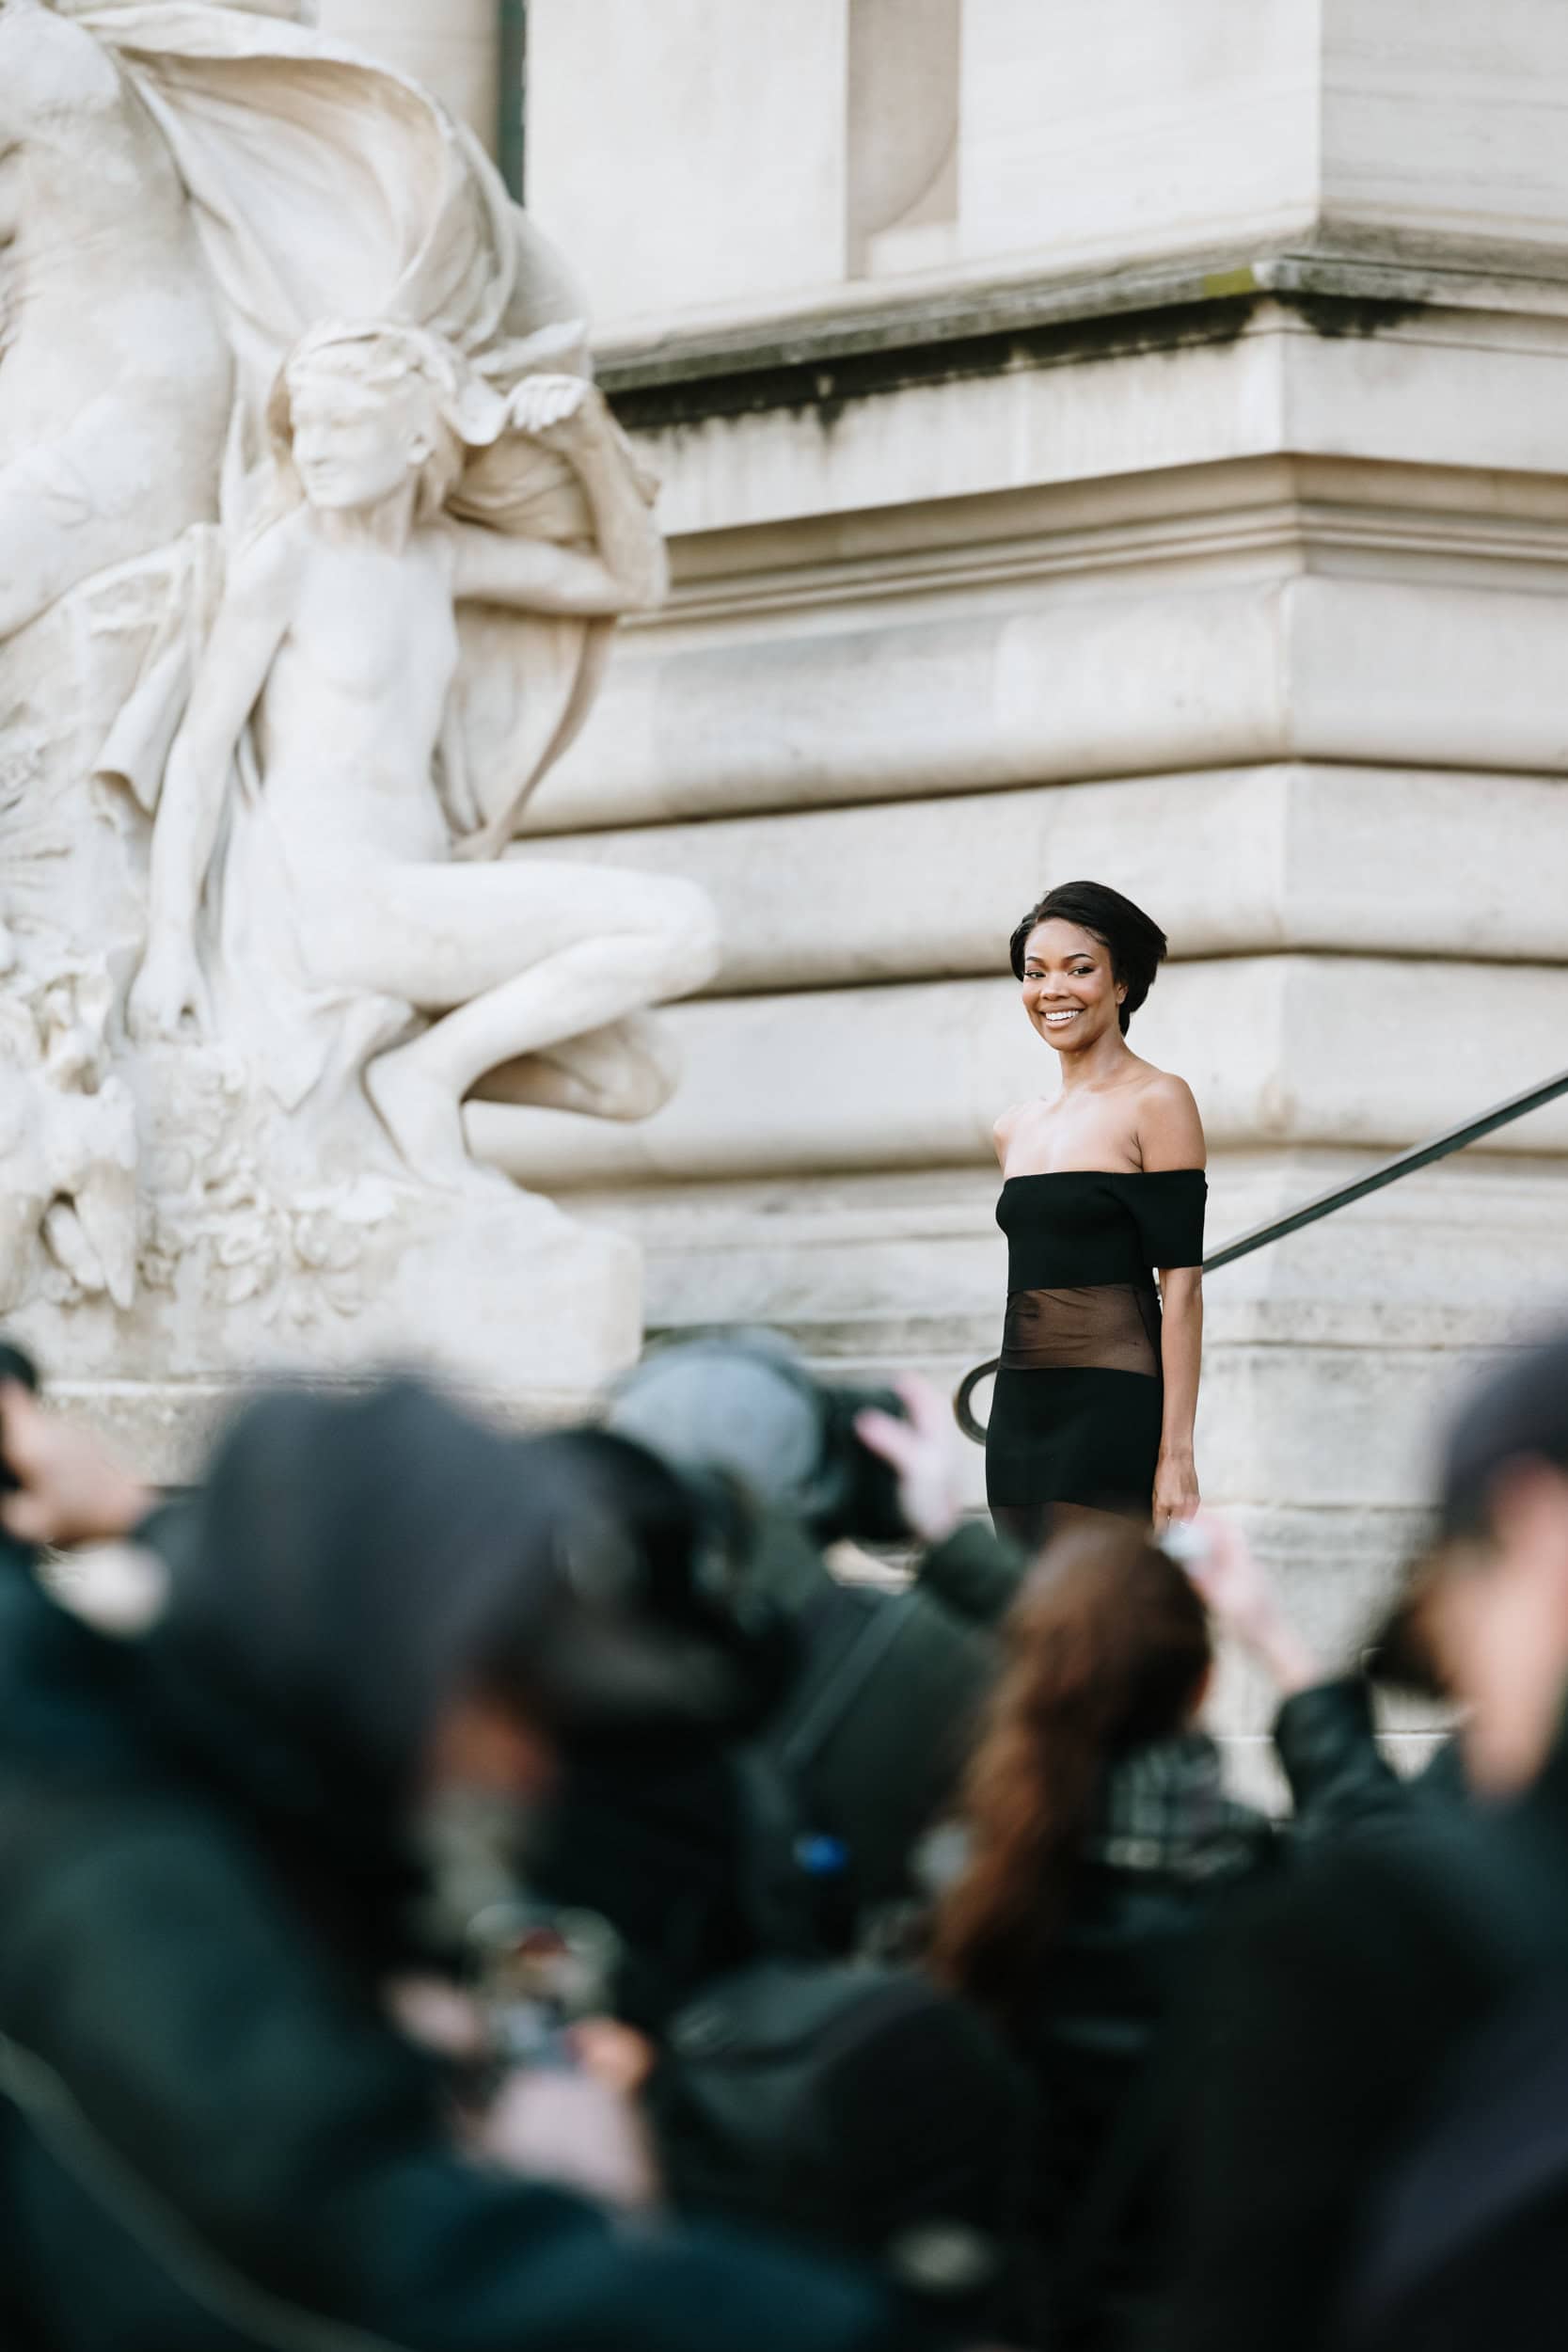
756 1514 1028 1947
1163 1704 1568 2352
1006 1677 1403 2349
0 1381 917 2352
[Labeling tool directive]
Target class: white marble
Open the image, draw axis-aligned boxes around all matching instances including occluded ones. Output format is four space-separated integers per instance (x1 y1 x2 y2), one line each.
510 766 1568 990
0 0 705 1400
527 0 850 326
523 409 1568 833
596 302 1568 543
958 0 1320 273
313 0 503 151
0 2 232 638
126 326 708 1191
1321 0 1568 257
531 0 1568 327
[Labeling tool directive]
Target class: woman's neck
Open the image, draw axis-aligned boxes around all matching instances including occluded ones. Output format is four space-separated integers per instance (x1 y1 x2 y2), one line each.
1056 1028 1135 1093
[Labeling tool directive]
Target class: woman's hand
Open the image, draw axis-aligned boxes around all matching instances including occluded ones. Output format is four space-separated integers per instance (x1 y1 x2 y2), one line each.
0 1382 153 1549
471 2024 660 2211
1152 1445 1200 1533
855 1373 965 1547
128 937 204 1042
1174 1510 1317 1695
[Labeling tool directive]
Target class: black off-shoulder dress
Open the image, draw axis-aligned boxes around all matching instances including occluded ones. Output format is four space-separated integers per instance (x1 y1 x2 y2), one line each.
985 1169 1207 1523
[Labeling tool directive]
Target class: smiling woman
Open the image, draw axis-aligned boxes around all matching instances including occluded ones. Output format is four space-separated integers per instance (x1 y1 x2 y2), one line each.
987 882 1207 1548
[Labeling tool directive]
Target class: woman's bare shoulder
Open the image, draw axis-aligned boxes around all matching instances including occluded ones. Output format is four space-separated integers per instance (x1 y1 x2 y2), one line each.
992 1099 1042 1170
1133 1066 1206 1170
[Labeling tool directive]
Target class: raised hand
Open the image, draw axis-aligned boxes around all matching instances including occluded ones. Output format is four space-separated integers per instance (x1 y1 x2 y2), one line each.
1168 1510 1318 1694
0 1381 153 1549
506 372 602 448
855 1373 966 1548
128 939 205 1042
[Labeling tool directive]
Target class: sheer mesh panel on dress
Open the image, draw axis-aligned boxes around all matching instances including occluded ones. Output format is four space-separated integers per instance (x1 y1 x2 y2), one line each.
1000 1284 1161 1377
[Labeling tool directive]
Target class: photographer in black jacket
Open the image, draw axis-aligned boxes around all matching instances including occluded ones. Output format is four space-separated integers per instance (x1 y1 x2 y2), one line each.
606 1330 1029 1951
0 1366 942 2352
1165 1324 1568 2352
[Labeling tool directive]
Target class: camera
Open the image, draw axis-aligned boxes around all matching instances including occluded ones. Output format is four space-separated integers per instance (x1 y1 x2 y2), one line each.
606 1331 911 1548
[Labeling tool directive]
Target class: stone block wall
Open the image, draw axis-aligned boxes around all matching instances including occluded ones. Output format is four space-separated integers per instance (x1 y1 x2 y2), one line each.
292 2 1568 1728
499 2 1568 1730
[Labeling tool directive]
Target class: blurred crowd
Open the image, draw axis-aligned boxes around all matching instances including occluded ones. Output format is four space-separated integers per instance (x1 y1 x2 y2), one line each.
0 1320 1566 2349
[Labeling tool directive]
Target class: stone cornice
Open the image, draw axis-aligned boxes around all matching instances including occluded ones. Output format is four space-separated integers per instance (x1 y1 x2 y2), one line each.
654 455 1568 625
597 242 1568 425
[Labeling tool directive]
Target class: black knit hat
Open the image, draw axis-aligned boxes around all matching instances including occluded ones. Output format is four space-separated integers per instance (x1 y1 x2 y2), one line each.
1364 1327 1568 1695
1437 1326 1568 1542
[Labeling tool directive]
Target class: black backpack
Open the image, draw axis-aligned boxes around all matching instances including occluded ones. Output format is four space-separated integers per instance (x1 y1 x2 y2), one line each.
649 1590 1025 2317
655 1953 1023 2316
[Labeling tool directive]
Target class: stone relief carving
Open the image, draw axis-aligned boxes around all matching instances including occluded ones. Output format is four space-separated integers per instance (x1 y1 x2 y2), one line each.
127 320 714 1188
0 0 709 1389
0 957 136 1313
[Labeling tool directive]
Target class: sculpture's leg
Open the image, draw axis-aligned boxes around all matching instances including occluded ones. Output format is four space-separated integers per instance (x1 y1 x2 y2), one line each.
469 1013 680 1123
345 863 720 1185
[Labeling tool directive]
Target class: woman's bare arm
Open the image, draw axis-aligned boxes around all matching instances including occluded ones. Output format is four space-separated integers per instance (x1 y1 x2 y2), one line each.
1154 1267 1203 1526
1142 1074 1207 1526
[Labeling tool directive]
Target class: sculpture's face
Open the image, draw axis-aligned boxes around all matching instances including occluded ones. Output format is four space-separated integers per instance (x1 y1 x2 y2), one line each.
287 368 434 515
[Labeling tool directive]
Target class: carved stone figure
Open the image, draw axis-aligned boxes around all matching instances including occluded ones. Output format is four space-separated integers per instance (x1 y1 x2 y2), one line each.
0 0 710 1410
0 958 136 1313
128 321 717 1189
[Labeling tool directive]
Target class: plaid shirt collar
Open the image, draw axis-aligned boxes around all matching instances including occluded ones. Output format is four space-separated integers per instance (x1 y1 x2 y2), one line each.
1083 1731 1263 1883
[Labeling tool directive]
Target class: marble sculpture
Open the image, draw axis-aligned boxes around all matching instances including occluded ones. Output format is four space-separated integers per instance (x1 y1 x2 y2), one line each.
0 0 714 1397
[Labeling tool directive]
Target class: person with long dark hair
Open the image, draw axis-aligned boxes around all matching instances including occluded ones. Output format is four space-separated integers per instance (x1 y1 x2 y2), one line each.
988 881 1205 1546
930 1517 1391 2349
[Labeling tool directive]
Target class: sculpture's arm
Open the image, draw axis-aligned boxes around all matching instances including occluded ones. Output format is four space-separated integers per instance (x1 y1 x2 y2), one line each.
451 378 667 617
144 528 296 946
129 525 297 1040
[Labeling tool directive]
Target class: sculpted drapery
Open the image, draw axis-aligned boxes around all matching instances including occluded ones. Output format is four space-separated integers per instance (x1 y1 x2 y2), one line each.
0 0 703 1380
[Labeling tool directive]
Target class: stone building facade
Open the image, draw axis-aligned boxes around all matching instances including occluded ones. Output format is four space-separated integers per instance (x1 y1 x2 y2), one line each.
335 2 1568 1719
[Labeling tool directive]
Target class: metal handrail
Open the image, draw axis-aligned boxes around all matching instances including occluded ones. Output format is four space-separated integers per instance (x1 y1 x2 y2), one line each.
956 1065 1568 1442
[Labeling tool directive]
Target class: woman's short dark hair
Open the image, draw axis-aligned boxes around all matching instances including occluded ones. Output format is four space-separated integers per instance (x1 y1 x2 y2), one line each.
1007 880 1168 1035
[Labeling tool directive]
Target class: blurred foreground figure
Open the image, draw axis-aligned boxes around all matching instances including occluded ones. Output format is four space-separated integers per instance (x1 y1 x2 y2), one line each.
1167 1324 1568 2352
930 1517 1391 2350
562 1335 1032 2326
607 1330 1027 1947
0 1372 927 2352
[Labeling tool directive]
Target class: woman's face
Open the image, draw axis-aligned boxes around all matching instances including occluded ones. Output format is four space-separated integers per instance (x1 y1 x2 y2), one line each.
1020 919 1126 1056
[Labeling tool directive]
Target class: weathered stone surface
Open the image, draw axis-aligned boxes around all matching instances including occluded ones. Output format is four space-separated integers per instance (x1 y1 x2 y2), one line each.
0 1 701 1405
